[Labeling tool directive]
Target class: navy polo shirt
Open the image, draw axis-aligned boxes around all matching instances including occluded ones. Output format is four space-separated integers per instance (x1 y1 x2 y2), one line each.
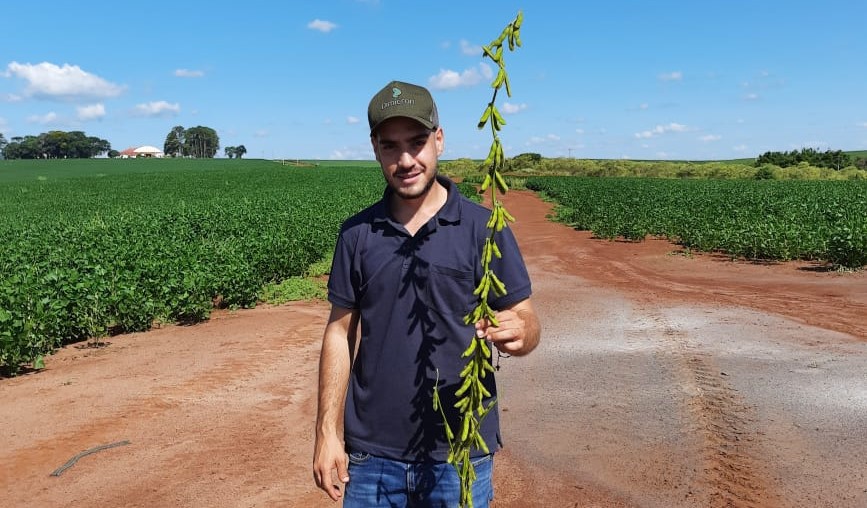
328 175 532 462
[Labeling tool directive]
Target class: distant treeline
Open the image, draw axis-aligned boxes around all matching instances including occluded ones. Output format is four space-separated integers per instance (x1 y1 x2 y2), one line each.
0 130 111 160
755 148 866 171
443 151 867 181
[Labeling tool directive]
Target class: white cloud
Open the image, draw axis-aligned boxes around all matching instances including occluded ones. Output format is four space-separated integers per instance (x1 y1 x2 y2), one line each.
6 61 124 101
700 134 721 142
501 102 527 114
744 93 760 101
254 129 269 138
634 123 688 139
428 63 493 90
77 103 105 121
27 112 58 124
639 103 649 110
329 146 370 160
460 39 482 56
308 19 337 33
526 134 560 145
174 68 204 78
575 128 585 135
133 100 180 117
858 122 867 128
656 151 669 158
347 116 360 124
732 144 748 152
658 71 683 82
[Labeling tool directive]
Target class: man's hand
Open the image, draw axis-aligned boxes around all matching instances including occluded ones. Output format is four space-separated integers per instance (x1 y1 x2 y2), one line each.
313 305 357 501
312 434 349 501
474 298 540 357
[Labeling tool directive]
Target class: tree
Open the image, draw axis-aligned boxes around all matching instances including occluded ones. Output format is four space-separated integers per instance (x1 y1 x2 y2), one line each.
0 131 110 159
224 146 236 158
183 126 219 158
234 144 246 159
0 133 7 159
164 125 185 157
510 152 542 169
755 148 852 170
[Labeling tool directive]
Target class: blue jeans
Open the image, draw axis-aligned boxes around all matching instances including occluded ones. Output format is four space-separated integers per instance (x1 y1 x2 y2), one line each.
343 451 494 508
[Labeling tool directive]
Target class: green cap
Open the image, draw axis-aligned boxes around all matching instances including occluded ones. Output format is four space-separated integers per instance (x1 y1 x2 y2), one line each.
368 80 439 134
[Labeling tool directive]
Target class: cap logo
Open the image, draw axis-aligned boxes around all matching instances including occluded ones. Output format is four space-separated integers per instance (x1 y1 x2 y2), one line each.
392 87 401 98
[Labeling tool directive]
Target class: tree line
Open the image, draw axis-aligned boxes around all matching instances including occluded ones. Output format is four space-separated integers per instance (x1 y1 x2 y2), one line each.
754 148 860 170
0 131 111 159
0 125 231 160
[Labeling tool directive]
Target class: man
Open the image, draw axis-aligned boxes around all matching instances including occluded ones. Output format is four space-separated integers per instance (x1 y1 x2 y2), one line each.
313 80 540 507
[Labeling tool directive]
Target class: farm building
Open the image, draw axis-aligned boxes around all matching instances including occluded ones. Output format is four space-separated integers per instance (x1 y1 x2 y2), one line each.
119 145 164 158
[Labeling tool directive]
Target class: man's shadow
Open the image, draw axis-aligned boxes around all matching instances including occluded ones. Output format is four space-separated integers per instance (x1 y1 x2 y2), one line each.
395 232 457 460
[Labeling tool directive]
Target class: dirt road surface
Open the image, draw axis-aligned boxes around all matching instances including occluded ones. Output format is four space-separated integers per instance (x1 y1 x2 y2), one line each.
2 190 866 507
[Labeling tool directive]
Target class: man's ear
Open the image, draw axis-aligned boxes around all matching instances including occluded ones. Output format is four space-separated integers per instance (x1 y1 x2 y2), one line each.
435 127 444 156
370 135 381 162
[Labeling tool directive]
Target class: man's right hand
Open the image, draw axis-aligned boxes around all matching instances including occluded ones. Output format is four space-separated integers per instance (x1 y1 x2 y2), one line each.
313 435 350 501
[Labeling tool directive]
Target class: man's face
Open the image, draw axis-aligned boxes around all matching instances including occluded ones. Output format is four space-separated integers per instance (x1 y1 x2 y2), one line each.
371 117 444 201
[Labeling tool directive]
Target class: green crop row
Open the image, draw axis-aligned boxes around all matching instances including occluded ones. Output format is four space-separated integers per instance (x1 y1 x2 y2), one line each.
0 160 383 374
525 176 867 268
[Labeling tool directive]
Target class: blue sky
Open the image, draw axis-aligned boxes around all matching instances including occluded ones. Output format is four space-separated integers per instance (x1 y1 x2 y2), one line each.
2 0 866 161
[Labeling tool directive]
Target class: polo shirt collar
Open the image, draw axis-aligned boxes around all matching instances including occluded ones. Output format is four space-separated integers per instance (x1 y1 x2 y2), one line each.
371 174 462 230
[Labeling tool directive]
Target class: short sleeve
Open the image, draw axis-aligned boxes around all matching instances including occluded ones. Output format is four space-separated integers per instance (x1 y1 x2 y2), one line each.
327 230 358 309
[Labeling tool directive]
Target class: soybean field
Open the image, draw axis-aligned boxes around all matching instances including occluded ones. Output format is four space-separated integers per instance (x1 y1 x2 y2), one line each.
0 159 383 373
526 176 867 268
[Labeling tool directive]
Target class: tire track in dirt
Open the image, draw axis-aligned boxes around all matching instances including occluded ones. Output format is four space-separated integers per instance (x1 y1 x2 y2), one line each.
648 312 782 508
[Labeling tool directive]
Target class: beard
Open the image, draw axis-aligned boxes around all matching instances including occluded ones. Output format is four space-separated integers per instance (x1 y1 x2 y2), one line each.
390 166 438 201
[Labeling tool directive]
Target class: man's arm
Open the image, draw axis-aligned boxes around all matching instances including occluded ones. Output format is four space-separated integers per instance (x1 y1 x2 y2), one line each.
475 298 540 356
313 305 358 501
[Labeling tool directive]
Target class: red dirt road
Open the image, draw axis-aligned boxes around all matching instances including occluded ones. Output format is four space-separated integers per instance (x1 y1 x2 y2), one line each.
2 190 865 507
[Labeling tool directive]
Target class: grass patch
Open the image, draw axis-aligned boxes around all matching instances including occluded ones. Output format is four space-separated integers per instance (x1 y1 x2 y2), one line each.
259 257 332 304
260 277 327 304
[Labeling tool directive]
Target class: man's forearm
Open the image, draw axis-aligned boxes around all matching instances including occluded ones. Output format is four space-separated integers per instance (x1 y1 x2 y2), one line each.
316 326 351 436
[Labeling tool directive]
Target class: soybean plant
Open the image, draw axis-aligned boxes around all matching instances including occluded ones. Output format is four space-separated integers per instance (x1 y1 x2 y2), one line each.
433 11 524 508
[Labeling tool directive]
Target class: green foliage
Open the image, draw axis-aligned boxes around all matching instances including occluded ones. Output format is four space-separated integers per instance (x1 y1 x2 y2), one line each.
0 159 382 374
756 147 851 170
164 125 185 157
260 277 327 304
754 165 776 180
2 131 111 159
526 176 867 268
183 126 220 158
456 181 483 203
442 156 867 181
509 152 542 170
225 145 248 159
